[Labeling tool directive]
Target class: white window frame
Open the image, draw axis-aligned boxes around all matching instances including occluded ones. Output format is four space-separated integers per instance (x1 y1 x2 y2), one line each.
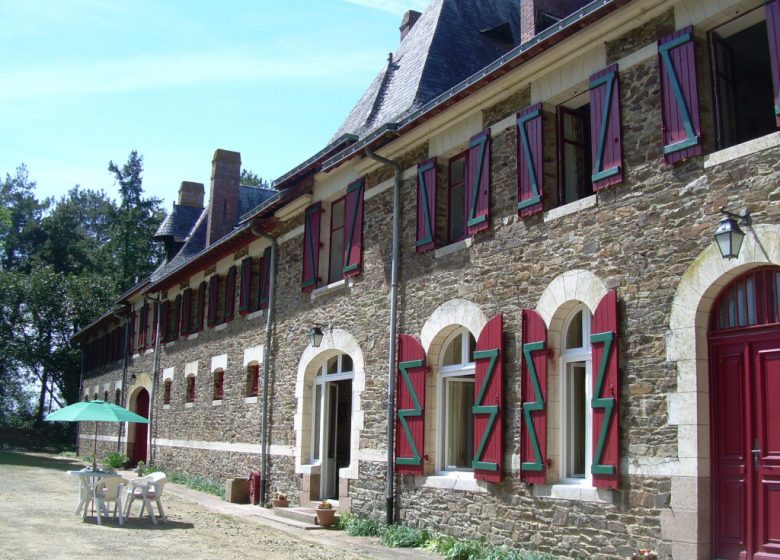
436 328 476 474
310 354 354 464
559 305 593 486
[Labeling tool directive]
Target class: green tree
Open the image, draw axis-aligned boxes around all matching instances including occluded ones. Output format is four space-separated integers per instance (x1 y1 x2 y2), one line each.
240 169 272 189
0 165 49 272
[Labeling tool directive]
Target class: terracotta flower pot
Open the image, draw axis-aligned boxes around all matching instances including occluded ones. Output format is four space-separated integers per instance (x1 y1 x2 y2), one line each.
315 507 336 527
271 498 289 508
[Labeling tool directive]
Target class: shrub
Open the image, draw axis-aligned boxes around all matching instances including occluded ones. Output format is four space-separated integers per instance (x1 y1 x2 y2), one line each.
103 452 127 469
379 524 429 548
340 513 382 537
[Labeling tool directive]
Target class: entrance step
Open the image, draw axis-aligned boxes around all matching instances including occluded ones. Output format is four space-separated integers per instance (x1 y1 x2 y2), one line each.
273 506 340 527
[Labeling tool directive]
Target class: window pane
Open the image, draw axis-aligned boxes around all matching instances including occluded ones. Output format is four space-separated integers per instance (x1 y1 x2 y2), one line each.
449 184 466 242
446 379 474 469
331 199 345 230
450 157 465 184
746 276 756 326
566 310 583 349
342 354 353 373
467 333 476 363
737 280 747 327
329 229 344 283
327 356 338 375
568 362 587 478
442 334 462 366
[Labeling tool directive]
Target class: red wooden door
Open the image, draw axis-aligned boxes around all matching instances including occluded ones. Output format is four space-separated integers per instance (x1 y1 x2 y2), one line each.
711 332 780 560
132 388 149 464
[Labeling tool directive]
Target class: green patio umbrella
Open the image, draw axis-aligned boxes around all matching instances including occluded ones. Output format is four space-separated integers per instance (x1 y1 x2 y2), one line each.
45 400 149 470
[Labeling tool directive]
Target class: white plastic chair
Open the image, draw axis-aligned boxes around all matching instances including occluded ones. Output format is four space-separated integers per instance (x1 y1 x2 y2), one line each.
125 472 168 524
93 477 128 525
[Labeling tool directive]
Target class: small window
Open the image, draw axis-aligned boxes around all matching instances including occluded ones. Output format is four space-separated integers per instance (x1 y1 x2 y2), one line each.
246 365 259 397
186 376 196 403
213 369 224 400
93 392 98 401
710 9 776 149
438 328 476 472
329 196 346 284
447 154 468 244
163 380 172 405
114 389 121 405
557 98 593 206
104 390 109 402
711 267 780 331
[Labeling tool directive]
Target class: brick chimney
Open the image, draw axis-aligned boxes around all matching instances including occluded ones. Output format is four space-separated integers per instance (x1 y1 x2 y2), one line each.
178 181 204 208
206 149 241 246
520 0 591 43
400 10 422 41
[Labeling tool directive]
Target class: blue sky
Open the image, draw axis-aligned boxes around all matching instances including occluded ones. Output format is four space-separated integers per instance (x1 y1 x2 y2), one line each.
0 0 428 209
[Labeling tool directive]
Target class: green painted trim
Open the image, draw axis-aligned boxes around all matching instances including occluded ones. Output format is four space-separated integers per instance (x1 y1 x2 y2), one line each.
472 348 499 471
590 331 616 476
396 358 424 465
516 108 542 209
521 340 545 472
342 179 364 275
467 134 488 227
416 162 435 247
589 71 619 183
659 32 699 152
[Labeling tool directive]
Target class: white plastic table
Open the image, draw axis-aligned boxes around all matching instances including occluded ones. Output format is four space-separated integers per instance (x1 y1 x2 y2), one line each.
66 468 121 524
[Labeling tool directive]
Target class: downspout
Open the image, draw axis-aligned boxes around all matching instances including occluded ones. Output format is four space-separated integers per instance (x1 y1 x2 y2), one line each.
365 148 401 525
112 305 131 453
146 294 163 466
78 343 85 457
251 226 277 507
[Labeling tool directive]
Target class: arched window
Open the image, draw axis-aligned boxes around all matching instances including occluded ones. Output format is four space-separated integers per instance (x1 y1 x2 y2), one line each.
163 380 172 405
103 390 109 402
213 369 224 401
246 364 259 397
438 328 476 472
710 267 780 332
114 389 121 405
311 354 353 463
560 305 593 483
186 375 196 403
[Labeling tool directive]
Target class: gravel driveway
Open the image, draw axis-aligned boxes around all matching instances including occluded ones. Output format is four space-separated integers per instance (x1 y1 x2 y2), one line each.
0 452 434 560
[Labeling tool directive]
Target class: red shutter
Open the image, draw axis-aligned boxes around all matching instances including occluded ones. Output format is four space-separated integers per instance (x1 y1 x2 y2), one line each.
259 246 271 309
207 276 219 327
768 0 780 127
658 27 702 164
302 202 321 292
224 266 237 322
395 334 426 475
151 301 159 345
160 301 169 343
138 303 148 351
517 104 544 216
591 289 620 489
466 130 490 235
172 294 181 340
473 314 503 482
416 159 437 252
180 288 192 336
589 65 624 190
343 178 364 277
196 281 207 332
239 257 252 314
521 309 548 485
128 311 136 356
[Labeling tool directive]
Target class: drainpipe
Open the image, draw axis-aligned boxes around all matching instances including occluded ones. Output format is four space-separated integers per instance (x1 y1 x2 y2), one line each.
146 294 163 466
365 147 401 525
251 226 278 507
112 305 131 453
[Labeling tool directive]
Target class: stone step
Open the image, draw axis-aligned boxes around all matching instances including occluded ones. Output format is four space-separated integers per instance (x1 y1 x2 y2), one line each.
273 506 339 527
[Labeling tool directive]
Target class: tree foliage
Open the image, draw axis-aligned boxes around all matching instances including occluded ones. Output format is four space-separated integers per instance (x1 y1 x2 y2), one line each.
240 169 272 189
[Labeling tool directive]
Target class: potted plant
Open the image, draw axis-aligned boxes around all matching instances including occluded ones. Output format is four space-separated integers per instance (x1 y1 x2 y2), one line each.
271 491 289 508
314 500 336 527
135 460 145 477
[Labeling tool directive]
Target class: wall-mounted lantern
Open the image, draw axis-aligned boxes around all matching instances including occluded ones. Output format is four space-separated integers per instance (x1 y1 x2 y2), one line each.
714 206 750 260
309 324 325 348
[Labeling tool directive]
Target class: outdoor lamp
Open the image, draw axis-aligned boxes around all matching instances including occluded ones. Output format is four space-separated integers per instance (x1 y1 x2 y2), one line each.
309 325 325 348
713 207 750 260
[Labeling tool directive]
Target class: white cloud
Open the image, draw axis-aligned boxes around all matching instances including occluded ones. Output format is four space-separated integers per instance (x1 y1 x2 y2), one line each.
339 0 430 14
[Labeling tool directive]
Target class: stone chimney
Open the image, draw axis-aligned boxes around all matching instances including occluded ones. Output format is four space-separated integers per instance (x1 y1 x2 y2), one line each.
206 149 241 246
520 0 591 43
400 10 422 41
178 181 204 208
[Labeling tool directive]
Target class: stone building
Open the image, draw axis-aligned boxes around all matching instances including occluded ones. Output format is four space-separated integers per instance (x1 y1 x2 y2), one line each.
73 0 780 558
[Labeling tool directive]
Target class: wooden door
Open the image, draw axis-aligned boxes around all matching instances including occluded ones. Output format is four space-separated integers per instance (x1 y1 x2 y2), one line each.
131 388 149 464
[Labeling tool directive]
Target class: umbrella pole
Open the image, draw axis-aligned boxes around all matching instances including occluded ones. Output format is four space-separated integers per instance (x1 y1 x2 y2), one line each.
93 425 98 471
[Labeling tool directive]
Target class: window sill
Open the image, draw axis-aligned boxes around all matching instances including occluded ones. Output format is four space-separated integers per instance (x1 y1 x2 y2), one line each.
165 341 176 348
163 404 170 410
214 323 227 332
311 278 352 300
532 482 616 503
144 348 154 355
297 463 321 475
188 333 199 341
703 131 780 169
434 237 473 259
244 396 258 404
544 195 597 222
246 309 264 321
184 402 194 409
414 472 488 493
212 399 222 406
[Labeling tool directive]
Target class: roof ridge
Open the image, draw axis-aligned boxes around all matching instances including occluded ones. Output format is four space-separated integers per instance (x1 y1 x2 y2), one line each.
364 53 401 130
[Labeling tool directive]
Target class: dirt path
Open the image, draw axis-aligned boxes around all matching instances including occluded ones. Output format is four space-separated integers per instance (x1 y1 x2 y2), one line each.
0 452 379 560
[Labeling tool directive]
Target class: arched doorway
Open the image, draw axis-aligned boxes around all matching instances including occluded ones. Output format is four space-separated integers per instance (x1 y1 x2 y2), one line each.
709 266 780 560
128 388 149 464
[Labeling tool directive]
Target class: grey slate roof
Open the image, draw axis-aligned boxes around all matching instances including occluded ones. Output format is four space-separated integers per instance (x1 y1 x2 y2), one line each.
153 204 203 242
150 209 208 283
330 0 520 142
239 184 277 216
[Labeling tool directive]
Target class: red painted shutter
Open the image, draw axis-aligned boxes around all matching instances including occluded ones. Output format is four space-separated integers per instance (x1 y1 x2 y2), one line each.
181 288 192 335
591 289 620 489
259 246 271 309
343 178 364 277
128 311 136 356
589 65 624 190
138 303 148 351
521 309 548 484
224 265 237 322
658 27 702 163
517 104 544 216
416 159 437 252
473 314 503 482
207 276 219 327
467 130 490 235
151 301 159 345
172 294 181 340
239 257 252 314
395 334 426 475
768 0 780 127
160 301 169 343
302 202 321 292
196 281 207 332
